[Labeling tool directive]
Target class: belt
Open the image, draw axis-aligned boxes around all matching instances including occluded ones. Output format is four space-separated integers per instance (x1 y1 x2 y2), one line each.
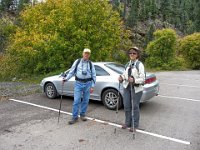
75 76 92 83
128 83 141 87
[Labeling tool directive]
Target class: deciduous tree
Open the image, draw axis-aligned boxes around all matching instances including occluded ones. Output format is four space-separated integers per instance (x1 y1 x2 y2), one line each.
6 0 130 76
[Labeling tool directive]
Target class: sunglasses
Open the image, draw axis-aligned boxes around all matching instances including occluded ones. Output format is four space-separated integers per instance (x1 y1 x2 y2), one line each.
129 52 137 55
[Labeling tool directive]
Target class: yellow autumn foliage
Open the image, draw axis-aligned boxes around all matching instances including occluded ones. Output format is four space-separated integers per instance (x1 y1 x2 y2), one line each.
2 0 130 79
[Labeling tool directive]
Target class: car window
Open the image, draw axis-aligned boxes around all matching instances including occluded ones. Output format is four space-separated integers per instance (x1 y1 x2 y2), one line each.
105 63 125 74
94 65 110 76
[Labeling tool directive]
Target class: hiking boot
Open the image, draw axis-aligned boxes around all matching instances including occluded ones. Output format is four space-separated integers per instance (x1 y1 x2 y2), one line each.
122 124 131 129
68 118 78 125
80 115 87 121
122 124 128 129
129 127 136 132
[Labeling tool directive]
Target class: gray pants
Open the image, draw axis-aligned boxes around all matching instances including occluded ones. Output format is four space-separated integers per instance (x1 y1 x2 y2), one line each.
123 85 143 128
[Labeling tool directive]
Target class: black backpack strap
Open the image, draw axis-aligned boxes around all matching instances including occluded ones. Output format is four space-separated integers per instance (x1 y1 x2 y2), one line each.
89 60 92 72
135 61 140 72
89 60 95 83
74 58 81 74
135 60 146 79
125 62 129 70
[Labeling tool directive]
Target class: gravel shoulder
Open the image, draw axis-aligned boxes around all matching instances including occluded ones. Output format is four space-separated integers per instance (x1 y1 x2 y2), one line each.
0 82 40 100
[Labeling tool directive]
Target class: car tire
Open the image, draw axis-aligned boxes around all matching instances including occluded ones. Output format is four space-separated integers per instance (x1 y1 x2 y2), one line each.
102 89 122 110
45 82 57 99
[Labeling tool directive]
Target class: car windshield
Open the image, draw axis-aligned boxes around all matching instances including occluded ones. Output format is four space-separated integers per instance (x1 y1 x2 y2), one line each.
105 63 125 74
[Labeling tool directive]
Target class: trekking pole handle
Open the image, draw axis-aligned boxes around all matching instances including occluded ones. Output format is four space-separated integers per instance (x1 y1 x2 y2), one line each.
118 75 123 83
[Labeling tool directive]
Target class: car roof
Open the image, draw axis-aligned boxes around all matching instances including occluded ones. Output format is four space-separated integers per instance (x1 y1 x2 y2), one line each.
93 62 123 66
94 62 155 78
93 62 114 64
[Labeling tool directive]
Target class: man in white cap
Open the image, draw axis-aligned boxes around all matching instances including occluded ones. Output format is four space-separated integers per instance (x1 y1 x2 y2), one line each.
63 48 96 124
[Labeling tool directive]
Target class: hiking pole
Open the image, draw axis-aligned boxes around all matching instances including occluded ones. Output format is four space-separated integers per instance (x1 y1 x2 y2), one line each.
130 82 136 139
114 81 120 134
58 80 64 123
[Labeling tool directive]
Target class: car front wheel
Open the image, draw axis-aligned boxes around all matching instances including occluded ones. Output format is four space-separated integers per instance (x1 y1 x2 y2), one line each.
102 89 122 110
45 82 57 99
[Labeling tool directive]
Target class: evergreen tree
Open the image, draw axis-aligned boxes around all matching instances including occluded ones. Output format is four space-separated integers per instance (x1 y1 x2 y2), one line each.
110 0 199 34
149 0 157 19
0 0 14 12
139 0 146 20
193 0 200 32
145 23 155 47
127 0 139 27
0 0 31 14
160 0 171 21
170 0 181 28
144 0 157 20
18 0 30 12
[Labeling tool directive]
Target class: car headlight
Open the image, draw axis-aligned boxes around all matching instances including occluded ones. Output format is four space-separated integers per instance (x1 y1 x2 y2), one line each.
40 80 45 86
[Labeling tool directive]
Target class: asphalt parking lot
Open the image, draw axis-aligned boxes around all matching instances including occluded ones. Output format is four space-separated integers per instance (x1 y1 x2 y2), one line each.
0 71 200 150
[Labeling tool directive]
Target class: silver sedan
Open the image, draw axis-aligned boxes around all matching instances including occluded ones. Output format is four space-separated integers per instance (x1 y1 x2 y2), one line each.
40 62 159 110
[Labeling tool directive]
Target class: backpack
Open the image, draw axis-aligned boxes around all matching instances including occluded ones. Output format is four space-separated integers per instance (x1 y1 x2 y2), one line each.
125 61 146 79
74 58 94 82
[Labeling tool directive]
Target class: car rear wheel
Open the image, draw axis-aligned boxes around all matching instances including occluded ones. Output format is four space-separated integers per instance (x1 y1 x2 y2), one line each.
102 89 122 110
45 82 57 99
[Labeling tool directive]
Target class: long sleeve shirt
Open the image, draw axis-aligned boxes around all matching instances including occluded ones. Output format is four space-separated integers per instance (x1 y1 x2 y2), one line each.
64 58 96 87
121 59 145 93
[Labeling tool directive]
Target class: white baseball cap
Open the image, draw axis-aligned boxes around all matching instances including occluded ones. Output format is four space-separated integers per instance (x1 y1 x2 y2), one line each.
83 48 91 53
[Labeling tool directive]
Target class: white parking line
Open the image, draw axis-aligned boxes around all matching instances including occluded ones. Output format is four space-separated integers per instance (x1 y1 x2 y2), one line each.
9 98 190 145
160 83 200 88
158 95 200 102
158 76 200 81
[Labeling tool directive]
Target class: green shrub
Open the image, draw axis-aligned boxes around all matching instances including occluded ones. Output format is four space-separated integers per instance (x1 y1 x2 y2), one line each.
0 54 18 80
178 33 200 69
0 16 16 53
145 28 179 70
